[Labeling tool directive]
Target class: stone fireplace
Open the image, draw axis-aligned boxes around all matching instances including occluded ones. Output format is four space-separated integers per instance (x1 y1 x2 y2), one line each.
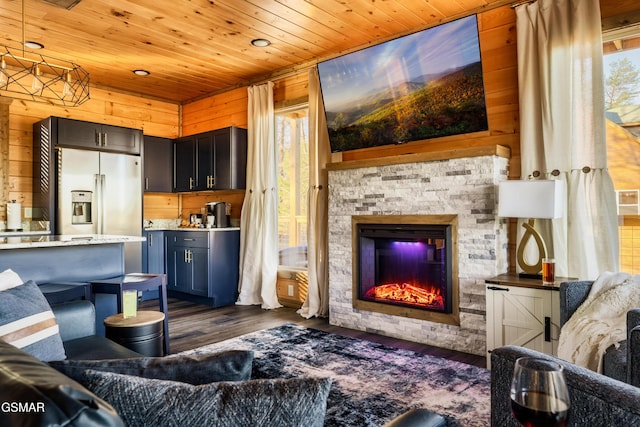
327 146 510 356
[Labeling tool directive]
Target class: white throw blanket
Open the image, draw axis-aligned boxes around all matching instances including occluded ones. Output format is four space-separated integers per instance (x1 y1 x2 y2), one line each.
557 272 640 372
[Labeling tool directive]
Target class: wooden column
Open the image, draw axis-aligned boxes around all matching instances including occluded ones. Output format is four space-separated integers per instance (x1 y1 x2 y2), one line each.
0 99 12 222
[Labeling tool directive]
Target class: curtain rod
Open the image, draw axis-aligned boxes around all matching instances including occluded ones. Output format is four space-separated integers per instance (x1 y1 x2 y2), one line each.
511 0 535 8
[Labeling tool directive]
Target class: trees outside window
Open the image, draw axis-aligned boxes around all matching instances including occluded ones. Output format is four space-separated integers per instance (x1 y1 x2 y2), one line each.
604 29 640 274
276 107 309 268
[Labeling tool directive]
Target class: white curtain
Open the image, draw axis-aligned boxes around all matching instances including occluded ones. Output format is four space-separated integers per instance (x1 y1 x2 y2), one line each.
298 68 331 318
516 0 619 280
236 82 282 309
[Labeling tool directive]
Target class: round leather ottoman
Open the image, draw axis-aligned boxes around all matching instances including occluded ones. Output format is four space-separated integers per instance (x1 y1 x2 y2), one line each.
104 311 165 357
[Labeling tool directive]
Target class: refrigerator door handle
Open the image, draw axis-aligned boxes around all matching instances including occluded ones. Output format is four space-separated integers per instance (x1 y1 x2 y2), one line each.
97 174 106 234
93 173 100 234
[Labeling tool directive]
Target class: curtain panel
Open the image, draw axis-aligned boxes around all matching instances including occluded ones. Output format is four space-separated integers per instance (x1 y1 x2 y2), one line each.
516 0 619 279
298 68 331 319
236 81 282 308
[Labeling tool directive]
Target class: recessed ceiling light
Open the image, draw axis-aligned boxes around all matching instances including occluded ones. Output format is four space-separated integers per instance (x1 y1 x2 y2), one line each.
25 41 44 49
133 69 150 76
251 38 271 47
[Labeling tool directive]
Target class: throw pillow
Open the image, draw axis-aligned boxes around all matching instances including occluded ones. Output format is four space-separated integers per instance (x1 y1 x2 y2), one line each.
84 370 332 427
0 280 66 361
0 268 23 291
50 350 254 385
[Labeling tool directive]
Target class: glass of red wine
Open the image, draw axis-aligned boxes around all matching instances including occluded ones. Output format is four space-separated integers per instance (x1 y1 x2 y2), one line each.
510 357 570 427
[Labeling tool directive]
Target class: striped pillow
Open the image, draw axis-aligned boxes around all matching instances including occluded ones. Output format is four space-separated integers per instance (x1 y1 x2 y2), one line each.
0 280 66 361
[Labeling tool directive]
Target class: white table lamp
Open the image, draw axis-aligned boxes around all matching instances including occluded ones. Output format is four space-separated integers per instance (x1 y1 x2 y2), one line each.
498 180 565 277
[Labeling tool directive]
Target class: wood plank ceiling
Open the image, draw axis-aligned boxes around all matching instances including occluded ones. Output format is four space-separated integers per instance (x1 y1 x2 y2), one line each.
0 0 513 104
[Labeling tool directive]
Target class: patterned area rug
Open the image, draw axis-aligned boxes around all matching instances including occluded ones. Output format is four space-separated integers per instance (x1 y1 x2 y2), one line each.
184 323 490 426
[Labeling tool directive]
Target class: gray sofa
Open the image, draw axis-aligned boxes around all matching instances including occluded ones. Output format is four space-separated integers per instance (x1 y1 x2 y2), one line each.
560 279 640 386
3 299 427 427
52 300 142 360
0 300 136 427
491 345 640 426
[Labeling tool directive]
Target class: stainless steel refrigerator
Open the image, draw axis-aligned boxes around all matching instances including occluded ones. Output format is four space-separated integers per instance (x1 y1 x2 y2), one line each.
57 147 142 273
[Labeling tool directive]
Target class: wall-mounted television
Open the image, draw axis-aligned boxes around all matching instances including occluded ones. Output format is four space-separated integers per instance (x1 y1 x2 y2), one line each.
317 15 488 153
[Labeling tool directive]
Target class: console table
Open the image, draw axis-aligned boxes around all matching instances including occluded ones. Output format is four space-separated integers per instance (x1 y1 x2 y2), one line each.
485 273 576 368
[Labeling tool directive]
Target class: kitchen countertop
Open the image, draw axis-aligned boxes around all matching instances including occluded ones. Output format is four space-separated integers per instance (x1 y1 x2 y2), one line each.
0 234 145 250
0 230 52 237
145 227 240 232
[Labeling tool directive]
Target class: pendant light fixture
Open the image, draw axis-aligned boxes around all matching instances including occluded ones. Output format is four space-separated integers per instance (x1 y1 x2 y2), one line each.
0 0 89 106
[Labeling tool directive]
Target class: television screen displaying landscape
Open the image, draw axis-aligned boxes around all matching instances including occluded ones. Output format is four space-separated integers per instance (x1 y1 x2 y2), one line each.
317 15 488 153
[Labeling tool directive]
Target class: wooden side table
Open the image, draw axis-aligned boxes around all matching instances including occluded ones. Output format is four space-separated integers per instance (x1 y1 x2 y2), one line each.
104 311 165 357
91 273 169 355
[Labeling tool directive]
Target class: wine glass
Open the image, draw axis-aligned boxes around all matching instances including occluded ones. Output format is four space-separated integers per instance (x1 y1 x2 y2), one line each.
510 357 570 427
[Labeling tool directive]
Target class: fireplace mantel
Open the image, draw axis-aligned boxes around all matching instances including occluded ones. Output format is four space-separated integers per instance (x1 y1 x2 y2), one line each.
327 144 510 172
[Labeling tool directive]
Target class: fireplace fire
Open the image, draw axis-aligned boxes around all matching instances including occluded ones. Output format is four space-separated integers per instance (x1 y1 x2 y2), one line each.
364 282 445 310
352 215 459 326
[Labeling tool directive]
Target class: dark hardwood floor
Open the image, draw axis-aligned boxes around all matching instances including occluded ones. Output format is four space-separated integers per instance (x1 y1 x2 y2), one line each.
140 298 486 369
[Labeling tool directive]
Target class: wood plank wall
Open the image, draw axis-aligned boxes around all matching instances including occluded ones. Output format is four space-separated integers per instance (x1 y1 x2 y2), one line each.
175 5 519 229
3 88 179 222
182 6 520 170
145 0 640 224
166 72 310 223
4 1 633 228
334 7 520 173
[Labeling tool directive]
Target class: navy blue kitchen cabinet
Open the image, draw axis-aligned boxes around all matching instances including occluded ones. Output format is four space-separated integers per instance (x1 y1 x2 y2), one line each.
141 230 165 300
143 136 173 193
54 116 142 155
164 230 239 307
172 127 246 192
142 230 165 274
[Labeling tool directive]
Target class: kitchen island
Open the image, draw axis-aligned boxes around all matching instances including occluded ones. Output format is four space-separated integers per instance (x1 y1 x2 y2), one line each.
0 234 145 335
0 234 143 250
0 233 144 284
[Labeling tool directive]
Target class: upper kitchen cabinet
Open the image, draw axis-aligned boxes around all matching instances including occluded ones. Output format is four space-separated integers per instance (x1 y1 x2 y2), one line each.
173 135 197 192
211 127 247 190
173 127 247 192
41 117 142 155
143 136 173 193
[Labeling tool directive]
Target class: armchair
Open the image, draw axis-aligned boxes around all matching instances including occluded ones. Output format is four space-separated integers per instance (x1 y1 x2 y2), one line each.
560 280 640 386
491 345 640 426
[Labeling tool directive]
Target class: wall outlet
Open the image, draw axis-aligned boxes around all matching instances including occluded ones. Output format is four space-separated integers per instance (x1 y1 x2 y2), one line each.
288 284 295 297
24 207 32 219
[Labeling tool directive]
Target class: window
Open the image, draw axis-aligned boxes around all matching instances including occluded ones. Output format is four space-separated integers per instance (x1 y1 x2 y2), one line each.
603 26 640 274
276 106 309 269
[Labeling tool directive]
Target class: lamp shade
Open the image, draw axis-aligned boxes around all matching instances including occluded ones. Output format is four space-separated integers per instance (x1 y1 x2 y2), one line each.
498 180 565 219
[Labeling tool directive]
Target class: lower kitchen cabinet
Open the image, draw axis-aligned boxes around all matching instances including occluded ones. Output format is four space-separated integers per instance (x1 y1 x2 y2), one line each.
143 230 165 275
165 230 239 307
141 230 165 300
485 274 563 368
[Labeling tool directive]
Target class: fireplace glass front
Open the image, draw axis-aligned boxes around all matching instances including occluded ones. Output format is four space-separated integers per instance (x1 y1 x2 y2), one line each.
357 223 452 314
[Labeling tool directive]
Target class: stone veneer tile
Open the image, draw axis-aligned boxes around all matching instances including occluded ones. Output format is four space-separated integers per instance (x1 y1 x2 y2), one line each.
328 154 509 356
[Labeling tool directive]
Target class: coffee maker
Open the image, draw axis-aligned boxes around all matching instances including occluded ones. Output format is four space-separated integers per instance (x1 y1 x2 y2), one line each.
204 202 230 228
